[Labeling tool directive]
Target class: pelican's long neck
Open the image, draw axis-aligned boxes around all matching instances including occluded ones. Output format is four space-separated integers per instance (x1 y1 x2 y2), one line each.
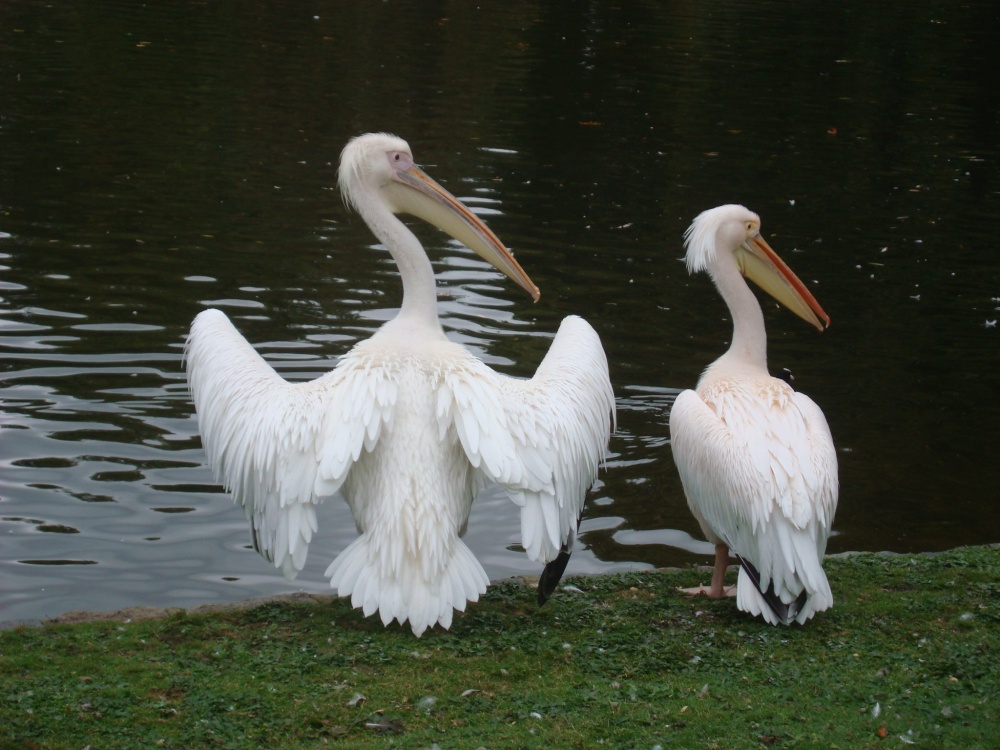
710 249 768 373
355 191 441 329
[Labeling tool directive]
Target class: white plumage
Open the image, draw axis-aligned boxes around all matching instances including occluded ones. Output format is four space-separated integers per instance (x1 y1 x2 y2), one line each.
669 205 838 625
186 133 615 636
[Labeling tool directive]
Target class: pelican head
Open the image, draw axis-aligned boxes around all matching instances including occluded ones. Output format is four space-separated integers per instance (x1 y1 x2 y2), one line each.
684 204 830 331
338 132 539 301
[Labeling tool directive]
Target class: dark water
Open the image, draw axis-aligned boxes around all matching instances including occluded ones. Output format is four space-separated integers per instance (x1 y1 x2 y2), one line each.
2 1 999 622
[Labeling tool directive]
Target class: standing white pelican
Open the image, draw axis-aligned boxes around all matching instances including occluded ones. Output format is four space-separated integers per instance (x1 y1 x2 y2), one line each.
186 133 615 636
669 205 838 625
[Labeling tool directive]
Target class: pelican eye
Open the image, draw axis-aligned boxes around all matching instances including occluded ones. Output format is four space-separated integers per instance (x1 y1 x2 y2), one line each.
387 151 414 170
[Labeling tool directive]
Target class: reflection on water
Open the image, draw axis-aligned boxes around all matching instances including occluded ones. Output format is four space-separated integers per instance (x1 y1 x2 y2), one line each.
2 0 999 622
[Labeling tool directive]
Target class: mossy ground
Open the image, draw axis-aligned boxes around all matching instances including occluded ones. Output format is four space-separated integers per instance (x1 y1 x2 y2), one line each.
2 546 997 749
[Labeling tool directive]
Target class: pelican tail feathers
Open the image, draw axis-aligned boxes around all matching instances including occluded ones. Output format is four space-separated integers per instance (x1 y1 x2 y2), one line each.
325 533 488 637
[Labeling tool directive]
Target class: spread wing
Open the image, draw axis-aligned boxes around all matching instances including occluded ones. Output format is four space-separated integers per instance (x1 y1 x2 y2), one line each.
437 315 615 563
185 308 396 578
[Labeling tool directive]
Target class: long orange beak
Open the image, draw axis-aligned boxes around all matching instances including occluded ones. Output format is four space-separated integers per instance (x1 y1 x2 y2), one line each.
383 163 540 302
736 235 830 331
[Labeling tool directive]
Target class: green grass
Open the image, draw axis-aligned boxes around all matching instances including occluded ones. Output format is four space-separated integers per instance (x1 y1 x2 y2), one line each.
2 545 998 749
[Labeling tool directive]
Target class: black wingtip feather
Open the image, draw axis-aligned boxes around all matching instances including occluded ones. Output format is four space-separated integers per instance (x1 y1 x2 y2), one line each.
735 554 806 625
537 548 573 606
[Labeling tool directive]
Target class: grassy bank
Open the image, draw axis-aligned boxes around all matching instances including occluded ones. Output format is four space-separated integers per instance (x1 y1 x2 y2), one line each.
2 545 997 749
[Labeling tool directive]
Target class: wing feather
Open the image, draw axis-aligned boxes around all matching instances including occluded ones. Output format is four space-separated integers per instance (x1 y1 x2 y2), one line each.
439 315 615 563
185 308 395 578
792 391 839 535
670 380 839 621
